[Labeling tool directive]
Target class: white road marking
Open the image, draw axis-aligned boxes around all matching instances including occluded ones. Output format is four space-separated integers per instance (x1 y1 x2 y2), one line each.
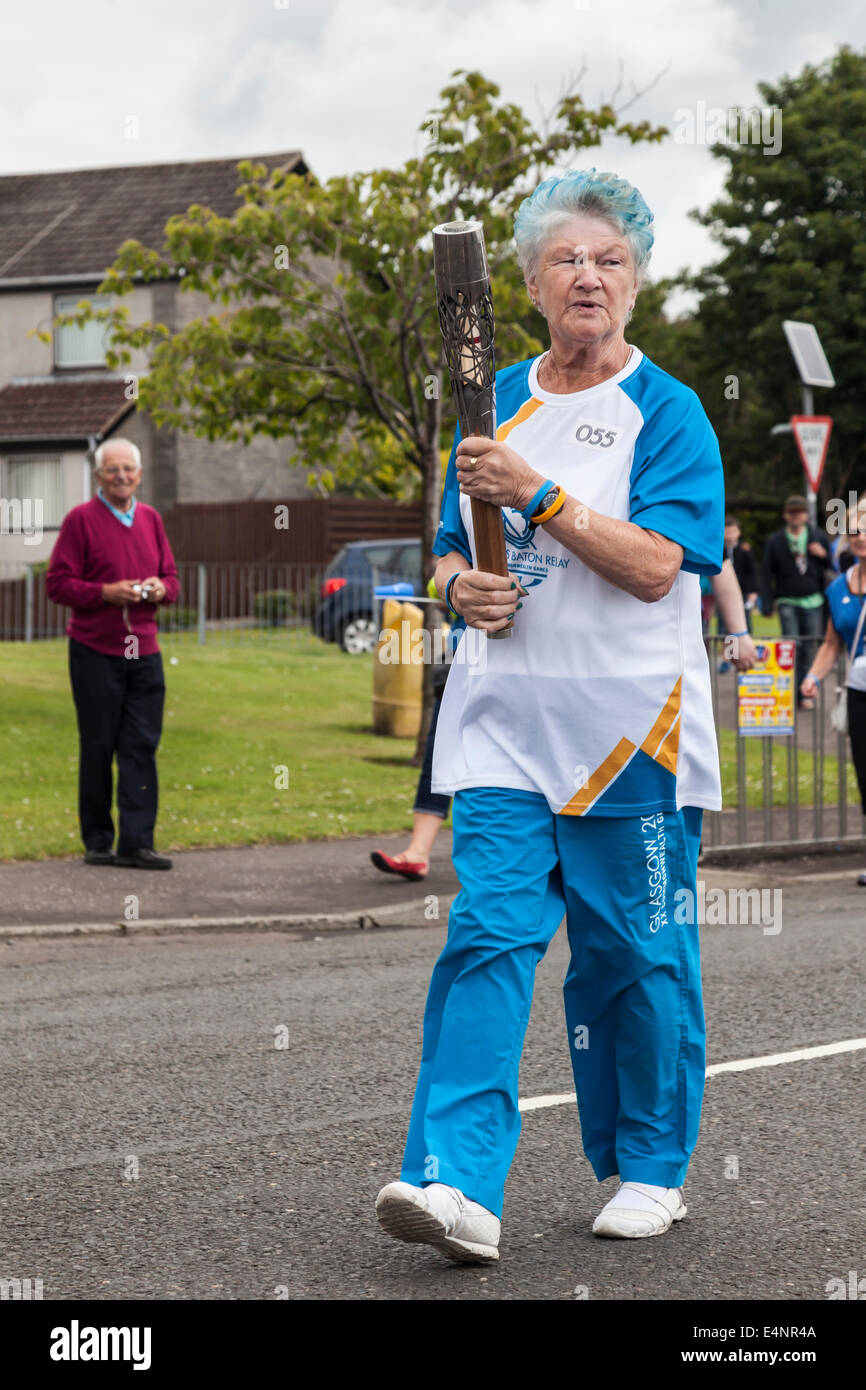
518 1037 866 1113
706 1037 866 1074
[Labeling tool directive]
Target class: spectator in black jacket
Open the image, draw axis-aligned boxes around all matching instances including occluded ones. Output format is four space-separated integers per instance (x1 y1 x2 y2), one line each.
725 517 759 607
761 495 831 709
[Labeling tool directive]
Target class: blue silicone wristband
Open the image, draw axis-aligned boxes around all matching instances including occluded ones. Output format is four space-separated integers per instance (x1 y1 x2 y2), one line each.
444 571 463 615
522 479 555 524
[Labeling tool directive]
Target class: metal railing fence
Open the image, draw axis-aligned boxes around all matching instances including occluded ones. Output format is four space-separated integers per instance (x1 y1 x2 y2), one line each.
0 561 335 646
2 562 863 853
702 633 866 854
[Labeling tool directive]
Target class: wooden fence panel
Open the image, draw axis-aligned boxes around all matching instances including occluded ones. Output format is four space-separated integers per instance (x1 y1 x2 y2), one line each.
162 498 422 565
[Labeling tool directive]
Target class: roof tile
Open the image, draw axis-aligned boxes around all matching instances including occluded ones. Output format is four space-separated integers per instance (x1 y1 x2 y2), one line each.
0 378 133 441
0 151 307 282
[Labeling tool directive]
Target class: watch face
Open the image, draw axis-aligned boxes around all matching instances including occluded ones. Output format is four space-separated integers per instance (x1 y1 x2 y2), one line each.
537 488 559 512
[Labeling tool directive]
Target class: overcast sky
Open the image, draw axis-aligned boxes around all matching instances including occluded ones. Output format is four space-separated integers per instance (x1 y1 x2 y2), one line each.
4 0 865 299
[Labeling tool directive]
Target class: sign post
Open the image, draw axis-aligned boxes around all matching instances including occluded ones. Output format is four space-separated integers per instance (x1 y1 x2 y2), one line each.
782 321 835 526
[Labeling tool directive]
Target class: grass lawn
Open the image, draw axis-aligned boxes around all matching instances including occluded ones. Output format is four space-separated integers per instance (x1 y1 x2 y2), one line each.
717 727 860 809
744 613 779 639
0 623 858 861
0 632 424 861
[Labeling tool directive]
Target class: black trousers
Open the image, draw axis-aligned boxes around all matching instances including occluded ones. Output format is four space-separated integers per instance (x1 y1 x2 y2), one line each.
847 687 866 815
777 602 826 706
69 638 166 854
412 684 451 818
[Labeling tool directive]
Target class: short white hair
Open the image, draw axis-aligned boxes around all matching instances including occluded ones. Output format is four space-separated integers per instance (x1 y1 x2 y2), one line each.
94 437 141 472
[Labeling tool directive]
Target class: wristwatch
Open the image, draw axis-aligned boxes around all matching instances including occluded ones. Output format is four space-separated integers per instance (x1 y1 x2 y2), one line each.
529 487 561 525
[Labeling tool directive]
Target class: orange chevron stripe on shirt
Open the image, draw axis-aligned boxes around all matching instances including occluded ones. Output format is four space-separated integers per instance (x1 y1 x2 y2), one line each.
652 712 681 776
559 737 637 816
495 397 544 443
559 676 684 815
640 677 682 763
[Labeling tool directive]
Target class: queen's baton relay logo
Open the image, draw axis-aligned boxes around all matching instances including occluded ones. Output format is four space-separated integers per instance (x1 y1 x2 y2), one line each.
502 511 570 589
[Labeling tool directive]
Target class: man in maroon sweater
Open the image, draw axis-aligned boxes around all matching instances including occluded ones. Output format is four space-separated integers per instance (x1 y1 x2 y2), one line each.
46 438 179 868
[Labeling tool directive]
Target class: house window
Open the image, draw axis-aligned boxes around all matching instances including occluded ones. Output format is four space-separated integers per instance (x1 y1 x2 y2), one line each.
54 292 112 369
3 456 65 529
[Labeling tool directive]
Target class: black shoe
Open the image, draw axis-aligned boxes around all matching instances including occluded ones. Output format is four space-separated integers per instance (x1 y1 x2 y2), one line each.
857 872 866 887
115 848 173 870
83 849 116 866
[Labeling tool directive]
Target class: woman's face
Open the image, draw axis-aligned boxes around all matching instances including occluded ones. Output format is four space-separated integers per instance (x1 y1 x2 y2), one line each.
527 214 639 348
849 517 866 557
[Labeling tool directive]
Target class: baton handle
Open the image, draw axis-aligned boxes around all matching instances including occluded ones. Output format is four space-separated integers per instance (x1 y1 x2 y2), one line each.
469 493 509 578
466 440 511 639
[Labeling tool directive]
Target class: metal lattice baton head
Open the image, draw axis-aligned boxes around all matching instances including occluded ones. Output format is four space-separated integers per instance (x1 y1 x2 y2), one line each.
433 220 497 440
431 216 510 628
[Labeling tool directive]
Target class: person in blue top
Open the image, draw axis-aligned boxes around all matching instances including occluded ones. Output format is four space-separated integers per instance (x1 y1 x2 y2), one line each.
830 496 866 575
802 515 866 883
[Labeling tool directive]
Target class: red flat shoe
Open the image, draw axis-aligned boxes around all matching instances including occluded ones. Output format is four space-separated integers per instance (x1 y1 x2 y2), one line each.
370 851 428 881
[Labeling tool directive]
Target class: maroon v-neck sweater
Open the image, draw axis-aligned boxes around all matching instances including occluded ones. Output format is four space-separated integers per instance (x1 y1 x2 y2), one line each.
46 497 180 656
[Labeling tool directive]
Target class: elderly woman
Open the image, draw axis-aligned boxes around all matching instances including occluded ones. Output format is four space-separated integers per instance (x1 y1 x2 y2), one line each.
376 169 724 1260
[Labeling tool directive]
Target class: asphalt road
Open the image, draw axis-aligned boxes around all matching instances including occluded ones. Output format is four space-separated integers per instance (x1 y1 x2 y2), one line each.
0 863 863 1304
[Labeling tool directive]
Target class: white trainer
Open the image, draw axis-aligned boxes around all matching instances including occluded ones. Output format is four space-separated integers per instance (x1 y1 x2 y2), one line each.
592 1182 688 1239
375 1181 500 1263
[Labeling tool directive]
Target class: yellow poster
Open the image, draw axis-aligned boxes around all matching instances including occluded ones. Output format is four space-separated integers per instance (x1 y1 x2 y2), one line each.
736 639 796 737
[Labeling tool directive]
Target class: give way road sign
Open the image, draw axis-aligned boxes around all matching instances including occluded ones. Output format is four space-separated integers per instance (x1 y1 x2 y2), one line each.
791 415 833 492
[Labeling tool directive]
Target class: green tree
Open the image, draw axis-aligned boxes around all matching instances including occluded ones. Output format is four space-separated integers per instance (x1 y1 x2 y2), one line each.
52 69 665 757
681 46 866 516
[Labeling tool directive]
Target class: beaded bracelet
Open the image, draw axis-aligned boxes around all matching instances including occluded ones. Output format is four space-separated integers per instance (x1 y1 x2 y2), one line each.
444 570 463 615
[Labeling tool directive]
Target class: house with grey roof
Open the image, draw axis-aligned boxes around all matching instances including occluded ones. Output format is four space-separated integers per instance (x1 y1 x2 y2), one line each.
0 150 310 567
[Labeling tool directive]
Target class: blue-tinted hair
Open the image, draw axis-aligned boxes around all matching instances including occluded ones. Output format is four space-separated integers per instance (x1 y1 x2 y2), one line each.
514 168 654 283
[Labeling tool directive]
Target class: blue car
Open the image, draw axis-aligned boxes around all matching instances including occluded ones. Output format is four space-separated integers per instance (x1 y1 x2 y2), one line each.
313 538 423 653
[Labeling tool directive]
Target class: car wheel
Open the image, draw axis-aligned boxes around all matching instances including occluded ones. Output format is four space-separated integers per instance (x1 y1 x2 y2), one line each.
341 615 378 654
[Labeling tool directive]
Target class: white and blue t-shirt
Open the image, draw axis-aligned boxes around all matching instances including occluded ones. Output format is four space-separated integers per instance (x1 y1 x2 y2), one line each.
432 348 725 816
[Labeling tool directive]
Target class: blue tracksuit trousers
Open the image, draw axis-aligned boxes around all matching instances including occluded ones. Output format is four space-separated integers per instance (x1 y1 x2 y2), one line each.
400 786 705 1218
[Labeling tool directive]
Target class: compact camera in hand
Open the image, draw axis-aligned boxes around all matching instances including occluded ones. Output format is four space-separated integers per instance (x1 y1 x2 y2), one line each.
132 583 153 600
